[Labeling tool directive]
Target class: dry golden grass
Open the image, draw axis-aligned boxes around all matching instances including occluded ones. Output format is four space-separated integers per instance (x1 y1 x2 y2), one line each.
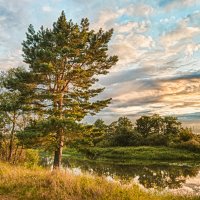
0 162 199 200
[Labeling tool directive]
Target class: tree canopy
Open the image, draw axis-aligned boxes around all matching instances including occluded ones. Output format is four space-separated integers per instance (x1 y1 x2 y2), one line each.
76 114 199 148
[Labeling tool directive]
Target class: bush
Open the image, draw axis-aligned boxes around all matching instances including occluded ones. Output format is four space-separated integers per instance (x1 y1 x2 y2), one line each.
24 149 40 168
174 139 200 152
102 130 143 147
110 132 134 146
78 147 100 159
144 134 168 146
179 128 194 142
97 139 113 147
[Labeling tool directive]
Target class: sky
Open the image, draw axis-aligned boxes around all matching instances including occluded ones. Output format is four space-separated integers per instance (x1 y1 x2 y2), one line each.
0 0 200 130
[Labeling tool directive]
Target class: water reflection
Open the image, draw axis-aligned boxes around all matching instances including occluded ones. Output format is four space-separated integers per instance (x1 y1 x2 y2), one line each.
62 158 200 190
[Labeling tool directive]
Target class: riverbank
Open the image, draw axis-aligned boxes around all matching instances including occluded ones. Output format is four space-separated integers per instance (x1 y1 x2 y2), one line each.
63 146 200 164
0 162 199 200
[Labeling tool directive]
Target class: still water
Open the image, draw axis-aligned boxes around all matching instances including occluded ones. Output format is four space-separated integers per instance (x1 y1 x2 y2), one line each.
61 158 200 195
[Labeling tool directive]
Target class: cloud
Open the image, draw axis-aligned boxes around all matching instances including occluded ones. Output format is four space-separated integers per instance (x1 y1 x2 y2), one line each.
42 5 53 12
132 20 200 73
185 43 200 56
0 0 33 69
90 1 200 125
91 9 119 30
125 3 154 17
109 32 154 66
0 49 24 70
0 0 200 126
160 0 199 10
115 21 149 33
100 67 152 85
92 3 154 30
92 2 200 76
160 26 200 48
97 69 200 123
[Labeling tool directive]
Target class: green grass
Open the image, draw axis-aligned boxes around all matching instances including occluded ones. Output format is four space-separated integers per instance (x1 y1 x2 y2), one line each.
63 146 200 164
0 162 199 200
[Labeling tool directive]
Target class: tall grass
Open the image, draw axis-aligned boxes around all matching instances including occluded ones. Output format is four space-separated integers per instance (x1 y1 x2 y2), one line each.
0 162 199 200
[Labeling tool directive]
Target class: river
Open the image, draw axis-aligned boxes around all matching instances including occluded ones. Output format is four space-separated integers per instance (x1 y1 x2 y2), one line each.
61 157 200 195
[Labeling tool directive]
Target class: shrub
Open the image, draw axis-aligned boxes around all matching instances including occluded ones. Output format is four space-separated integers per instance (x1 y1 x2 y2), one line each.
106 131 143 147
24 149 40 168
174 139 200 152
179 128 194 142
144 134 168 146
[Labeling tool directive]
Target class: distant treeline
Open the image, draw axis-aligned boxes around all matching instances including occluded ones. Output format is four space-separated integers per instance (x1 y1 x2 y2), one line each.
71 114 200 152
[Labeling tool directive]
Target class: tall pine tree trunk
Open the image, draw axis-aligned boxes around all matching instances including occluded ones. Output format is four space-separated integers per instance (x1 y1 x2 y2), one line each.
53 135 64 169
53 94 64 169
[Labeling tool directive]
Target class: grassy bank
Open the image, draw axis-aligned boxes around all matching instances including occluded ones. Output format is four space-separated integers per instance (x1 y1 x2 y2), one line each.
63 146 200 163
0 162 199 200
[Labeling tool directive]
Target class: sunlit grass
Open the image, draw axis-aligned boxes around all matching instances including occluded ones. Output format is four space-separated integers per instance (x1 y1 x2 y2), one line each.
0 162 199 200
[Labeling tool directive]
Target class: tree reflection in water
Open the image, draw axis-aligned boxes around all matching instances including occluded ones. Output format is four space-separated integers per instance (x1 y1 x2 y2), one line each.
62 158 200 189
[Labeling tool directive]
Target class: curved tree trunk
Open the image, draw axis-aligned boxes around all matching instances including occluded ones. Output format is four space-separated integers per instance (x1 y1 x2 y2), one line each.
8 112 16 162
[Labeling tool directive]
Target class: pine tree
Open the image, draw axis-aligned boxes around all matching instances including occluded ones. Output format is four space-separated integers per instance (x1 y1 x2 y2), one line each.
14 11 118 168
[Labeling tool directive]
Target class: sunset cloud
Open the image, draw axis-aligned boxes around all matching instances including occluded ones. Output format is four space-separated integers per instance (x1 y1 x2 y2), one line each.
0 0 200 128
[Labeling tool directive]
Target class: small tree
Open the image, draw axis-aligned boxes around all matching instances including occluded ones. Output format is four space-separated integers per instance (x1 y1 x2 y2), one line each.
91 119 107 145
0 70 32 163
1 67 38 163
163 116 181 136
106 117 136 146
135 116 152 138
7 11 118 168
135 114 183 145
